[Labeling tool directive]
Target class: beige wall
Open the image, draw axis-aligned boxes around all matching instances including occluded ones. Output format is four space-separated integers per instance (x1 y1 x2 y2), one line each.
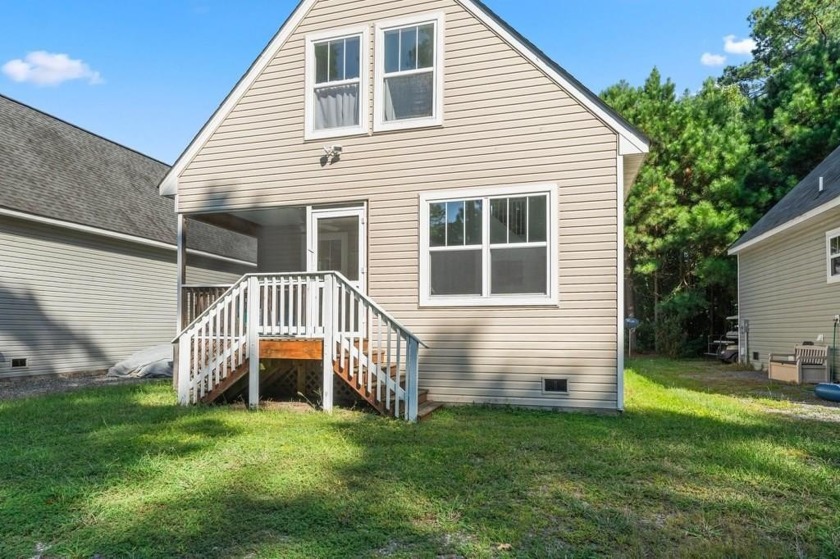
176 0 622 409
0 216 244 378
738 206 840 371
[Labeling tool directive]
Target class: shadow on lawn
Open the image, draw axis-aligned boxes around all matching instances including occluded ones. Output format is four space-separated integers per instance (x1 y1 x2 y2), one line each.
3 381 840 557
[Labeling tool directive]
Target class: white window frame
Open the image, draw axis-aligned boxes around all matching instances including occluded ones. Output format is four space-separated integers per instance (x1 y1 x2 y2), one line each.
419 184 559 307
304 26 370 141
374 12 445 133
826 227 840 284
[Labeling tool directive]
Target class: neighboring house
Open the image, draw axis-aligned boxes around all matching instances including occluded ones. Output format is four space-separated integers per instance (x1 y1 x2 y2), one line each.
160 0 649 418
0 94 256 379
729 144 840 371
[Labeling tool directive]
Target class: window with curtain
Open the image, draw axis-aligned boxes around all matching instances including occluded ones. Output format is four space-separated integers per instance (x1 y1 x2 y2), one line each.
312 35 362 132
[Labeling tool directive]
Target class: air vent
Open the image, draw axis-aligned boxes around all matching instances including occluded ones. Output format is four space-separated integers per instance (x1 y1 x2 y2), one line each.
753 352 759 361
11 358 27 368
543 378 568 394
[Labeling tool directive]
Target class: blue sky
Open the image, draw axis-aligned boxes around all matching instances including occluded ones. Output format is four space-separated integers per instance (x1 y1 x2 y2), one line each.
0 1 764 164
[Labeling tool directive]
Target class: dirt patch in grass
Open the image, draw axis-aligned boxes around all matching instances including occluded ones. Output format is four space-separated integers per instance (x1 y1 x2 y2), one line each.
0 370 149 401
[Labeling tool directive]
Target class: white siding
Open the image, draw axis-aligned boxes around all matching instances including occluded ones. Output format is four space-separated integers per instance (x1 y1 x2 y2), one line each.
0 217 243 378
738 206 840 371
175 0 622 409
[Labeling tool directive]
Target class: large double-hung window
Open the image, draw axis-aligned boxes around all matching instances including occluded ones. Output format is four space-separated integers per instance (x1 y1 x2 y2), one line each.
375 13 444 131
305 27 369 139
420 185 558 306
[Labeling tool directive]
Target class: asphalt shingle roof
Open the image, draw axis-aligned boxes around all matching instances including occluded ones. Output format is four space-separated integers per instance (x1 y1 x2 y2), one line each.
0 94 255 262
731 144 840 251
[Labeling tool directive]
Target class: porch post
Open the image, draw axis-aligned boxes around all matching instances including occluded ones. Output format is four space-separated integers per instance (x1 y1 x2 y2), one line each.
248 276 261 409
173 214 187 390
322 274 334 413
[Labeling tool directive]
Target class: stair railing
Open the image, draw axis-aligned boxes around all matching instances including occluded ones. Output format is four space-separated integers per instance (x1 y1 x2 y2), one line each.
174 272 426 420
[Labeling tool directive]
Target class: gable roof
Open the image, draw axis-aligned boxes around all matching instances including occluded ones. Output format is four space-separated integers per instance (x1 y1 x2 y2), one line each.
158 0 649 196
0 94 255 262
729 144 840 254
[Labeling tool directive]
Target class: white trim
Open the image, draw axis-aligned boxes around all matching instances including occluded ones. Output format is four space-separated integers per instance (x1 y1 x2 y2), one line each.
304 25 370 141
826 227 840 284
419 183 559 307
308 205 367 295
729 196 840 255
454 0 648 155
616 155 625 411
0 207 256 267
373 12 445 132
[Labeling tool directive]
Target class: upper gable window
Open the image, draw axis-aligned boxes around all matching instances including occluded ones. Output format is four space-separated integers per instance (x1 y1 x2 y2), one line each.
305 27 369 140
375 13 444 132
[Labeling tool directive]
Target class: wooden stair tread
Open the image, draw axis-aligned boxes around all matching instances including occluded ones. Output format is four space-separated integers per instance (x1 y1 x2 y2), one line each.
417 401 444 420
201 362 249 404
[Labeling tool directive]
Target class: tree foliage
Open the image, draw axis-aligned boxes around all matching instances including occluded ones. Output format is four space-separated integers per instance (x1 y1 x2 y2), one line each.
605 0 840 356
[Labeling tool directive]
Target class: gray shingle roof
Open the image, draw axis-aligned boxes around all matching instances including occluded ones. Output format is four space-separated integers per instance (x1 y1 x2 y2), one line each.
0 94 255 262
731 144 840 251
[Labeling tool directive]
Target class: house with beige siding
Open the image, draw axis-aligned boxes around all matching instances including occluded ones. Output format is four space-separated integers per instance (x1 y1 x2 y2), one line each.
729 144 840 374
0 95 255 379
160 0 649 420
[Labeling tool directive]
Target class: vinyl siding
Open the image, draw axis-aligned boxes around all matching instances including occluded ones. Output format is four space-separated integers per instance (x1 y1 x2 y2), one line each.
0 217 244 378
175 0 621 409
738 206 840 371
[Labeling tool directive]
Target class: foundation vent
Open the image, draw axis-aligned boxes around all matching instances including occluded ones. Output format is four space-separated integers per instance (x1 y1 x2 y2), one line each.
11 358 27 368
542 378 568 394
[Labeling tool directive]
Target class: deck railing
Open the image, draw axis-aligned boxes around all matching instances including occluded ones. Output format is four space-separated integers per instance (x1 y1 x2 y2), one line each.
182 284 232 325
174 272 424 421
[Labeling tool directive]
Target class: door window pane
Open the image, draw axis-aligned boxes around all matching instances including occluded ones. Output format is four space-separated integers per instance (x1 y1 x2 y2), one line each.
491 247 547 295
431 250 482 295
317 216 359 281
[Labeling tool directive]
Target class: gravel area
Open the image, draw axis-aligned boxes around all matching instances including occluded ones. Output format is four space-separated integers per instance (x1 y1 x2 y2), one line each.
0 371 152 401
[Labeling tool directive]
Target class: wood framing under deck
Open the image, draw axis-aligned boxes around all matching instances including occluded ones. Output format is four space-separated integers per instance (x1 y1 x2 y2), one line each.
259 338 322 360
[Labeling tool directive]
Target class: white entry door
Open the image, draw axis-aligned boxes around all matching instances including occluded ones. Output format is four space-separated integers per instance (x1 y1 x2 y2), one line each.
308 206 367 334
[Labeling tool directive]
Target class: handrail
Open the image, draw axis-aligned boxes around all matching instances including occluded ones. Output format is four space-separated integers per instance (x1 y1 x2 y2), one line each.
176 271 425 419
329 271 428 349
175 271 427 348
173 274 251 342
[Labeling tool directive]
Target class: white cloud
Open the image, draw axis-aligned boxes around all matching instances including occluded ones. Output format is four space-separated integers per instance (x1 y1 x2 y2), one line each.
724 35 756 55
700 52 727 67
2 51 102 86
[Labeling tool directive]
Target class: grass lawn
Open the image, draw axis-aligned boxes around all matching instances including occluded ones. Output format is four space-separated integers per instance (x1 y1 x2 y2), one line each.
2 360 840 558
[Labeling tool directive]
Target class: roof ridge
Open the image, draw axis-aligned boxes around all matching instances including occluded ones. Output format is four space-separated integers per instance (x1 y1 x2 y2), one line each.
0 92 171 168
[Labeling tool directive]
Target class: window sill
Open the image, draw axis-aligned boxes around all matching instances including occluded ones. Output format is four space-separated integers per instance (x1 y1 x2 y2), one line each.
304 127 370 142
373 116 444 134
419 295 558 308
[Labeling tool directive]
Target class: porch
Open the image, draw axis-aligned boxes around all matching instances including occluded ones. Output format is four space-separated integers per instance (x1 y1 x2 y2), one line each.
174 204 436 421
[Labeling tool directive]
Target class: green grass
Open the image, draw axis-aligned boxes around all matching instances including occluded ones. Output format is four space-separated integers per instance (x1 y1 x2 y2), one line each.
2 360 840 558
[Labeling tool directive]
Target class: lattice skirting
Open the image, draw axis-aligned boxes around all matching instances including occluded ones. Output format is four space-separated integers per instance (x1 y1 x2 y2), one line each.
263 359 364 407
